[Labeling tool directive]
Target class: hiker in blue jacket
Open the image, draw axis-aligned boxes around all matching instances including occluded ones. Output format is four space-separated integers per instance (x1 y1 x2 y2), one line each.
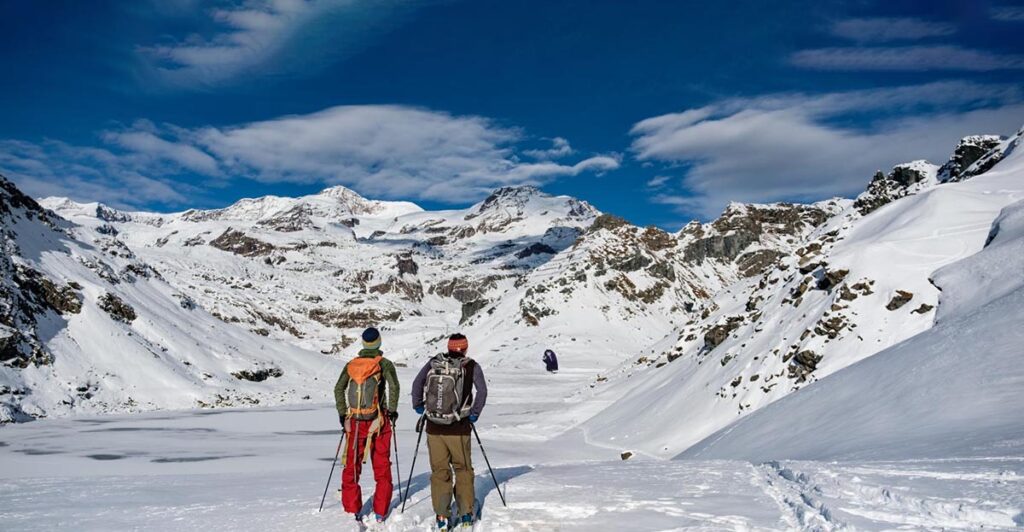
542 349 558 372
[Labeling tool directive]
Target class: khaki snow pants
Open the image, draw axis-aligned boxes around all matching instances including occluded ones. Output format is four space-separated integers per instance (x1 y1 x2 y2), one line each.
427 433 474 517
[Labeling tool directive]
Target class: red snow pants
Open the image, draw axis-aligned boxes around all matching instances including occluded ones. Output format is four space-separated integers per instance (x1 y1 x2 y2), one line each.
341 417 393 516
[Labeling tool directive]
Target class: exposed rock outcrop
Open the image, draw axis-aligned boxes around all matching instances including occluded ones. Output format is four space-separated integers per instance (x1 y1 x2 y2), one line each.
938 135 1003 182
886 290 914 311
209 228 275 257
98 293 136 323
231 367 283 382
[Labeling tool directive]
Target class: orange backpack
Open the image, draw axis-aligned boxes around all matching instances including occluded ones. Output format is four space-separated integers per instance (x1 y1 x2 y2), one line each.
345 356 383 420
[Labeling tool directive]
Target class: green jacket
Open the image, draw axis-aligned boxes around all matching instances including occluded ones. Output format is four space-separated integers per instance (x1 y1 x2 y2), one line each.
334 348 400 415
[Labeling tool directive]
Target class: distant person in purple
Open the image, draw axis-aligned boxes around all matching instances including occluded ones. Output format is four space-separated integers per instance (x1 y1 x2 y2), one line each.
542 349 558 372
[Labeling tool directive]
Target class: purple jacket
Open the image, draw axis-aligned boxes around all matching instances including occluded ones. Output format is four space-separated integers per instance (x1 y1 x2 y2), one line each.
543 350 558 370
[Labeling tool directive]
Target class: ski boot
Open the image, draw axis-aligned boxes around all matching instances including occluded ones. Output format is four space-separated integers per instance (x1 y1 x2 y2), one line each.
436 515 450 530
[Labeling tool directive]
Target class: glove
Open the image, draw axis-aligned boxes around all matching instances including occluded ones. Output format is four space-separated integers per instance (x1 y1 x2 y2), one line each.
468 414 479 424
338 413 346 432
388 410 399 423
414 406 424 415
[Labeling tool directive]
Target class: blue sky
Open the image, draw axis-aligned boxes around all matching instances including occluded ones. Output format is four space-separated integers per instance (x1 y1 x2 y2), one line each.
1 0 1023 227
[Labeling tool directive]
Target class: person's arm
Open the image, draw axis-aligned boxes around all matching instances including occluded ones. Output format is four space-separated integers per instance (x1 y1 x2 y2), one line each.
334 365 350 415
470 363 487 417
381 358 400 413
411 362 431 410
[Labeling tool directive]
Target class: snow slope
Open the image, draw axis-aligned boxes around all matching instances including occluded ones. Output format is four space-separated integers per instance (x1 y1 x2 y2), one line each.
683 199 1024 461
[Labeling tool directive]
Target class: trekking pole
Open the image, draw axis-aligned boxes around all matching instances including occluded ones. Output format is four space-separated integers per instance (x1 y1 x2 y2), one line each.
318 432 345 512
401 415 426 512
392 419 403 504
471 423 507 507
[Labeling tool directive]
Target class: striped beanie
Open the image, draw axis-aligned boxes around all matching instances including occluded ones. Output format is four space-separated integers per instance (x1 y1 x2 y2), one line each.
361 327 381 350
447 334 469 354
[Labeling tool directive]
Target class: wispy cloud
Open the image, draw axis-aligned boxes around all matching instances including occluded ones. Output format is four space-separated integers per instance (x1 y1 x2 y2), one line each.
630 82 1024 219
138 0 420 88
990 6 1024 21
523 137 574 160
1 105 620 208
102 120 220 175
0 139 192 209
791 45 1024 71
646 175 670 189
831 17 956 42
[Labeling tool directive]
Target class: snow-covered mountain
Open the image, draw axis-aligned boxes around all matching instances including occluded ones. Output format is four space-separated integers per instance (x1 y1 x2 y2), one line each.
5 124 1022 432
684 194 1024 462
1 178 340 423
579 126 1024 458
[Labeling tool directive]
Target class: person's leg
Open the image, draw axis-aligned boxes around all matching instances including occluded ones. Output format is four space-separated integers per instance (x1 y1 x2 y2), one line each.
370 419 393 517
427 434 454 517
341 420 365 514
449 434 475 517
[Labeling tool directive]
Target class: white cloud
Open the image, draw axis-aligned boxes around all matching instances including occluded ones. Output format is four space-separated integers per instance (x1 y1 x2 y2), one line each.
791 45 1024 71
102 128 220 176
990 6 1024 21
646 175 670 189
630 82 1024 218
523 137 575 160
138 0 418 88
0 139 191 209
190 105 618 201
0 105 619 208
830 17 956 42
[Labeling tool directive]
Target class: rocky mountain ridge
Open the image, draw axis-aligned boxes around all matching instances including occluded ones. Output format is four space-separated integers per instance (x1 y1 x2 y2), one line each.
580 126 1024 457
3 127 1019 425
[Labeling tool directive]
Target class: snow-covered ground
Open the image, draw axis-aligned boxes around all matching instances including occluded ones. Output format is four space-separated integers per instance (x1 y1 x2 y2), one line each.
3 364 1022 531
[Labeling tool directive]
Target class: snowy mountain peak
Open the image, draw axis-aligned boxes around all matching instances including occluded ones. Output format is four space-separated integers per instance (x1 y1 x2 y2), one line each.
314 184 365 200
310 184 422 217
469 185 598 223
473 185 547 212
179 186 422 226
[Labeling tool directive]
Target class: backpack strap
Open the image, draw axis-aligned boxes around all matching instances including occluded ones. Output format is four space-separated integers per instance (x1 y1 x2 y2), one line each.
459 358 476 413
361 413 383 463
361 357 387 463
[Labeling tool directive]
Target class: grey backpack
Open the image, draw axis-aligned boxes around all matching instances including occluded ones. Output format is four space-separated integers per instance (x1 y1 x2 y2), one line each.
423 354 473 425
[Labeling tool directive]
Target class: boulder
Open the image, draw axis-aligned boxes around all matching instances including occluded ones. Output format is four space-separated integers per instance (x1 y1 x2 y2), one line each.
886 290 914 311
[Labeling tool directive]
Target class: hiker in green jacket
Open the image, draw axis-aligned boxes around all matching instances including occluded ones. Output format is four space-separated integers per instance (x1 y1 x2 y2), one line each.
334 327 400 525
